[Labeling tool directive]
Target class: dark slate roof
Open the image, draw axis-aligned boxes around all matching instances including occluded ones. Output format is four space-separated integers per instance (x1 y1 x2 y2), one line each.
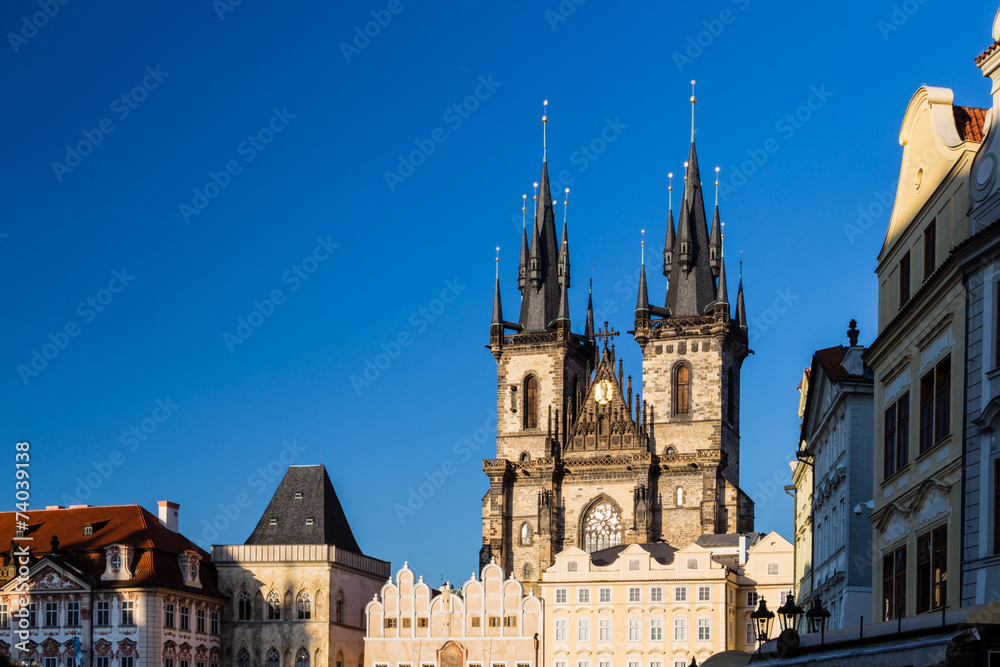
0 505 222 597
519 161 562 332
664 141 717 316
589 543 677 566
245 465 362 552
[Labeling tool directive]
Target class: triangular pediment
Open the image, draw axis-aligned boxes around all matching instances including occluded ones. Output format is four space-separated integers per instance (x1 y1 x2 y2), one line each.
1 558 89 593
566 345 647 454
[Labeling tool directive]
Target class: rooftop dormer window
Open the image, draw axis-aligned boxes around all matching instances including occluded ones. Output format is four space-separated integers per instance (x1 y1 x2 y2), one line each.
84 524 93 536
102 544 134 581
294 492 303 500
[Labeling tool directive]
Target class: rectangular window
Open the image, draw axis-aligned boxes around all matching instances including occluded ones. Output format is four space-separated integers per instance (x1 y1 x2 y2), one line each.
504 616 517 627
650 618 663 641
650 586 663 603
44 658 56 667
121 659 133 667
97 659 110 667
649 662 661 667
698 586 711 602
899 251 911 305
628 662 639 667
577 661 589 667
555 589 567 604
45 602 58 627
628 617 641 642
67 602 79 627
924 220 936 279
746 622 755 646
674 586 687 602
68 658 77 667
180 606 190 630
746 591 759 608
182 660 190 667
673 617 687 641
384 618 397 628
919 358 951 454
882 546 907 620
577 618 591 641
471 617 481 628
402 618 411 628
0 603 7 627
629 587 641 603
96 601 109 626
197 609 206 632
417 617 428 628
917 526 948 613
598 618 612 641
165 603 175 628
121 600 135 626
598 662 610 667
211 611 219 635
598 587 612 603
628 558 640 571
577 588 590 604
488 616 500 628
698 618 711 641
555 619 567 642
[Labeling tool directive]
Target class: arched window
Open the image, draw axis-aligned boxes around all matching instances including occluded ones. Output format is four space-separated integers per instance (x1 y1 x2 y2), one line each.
265 649 279 667
253 590 263 620
284 591 292 619
237 650 250 667
676 487 684 507
295 650 309 667
296 591 311 620
237 591 251 621
520 522 532 546
674 365 691 415
522 562 533 580
335 590 345 624
266 592 280 620
524 376 538 429
582 501 622 553
336 652 344 667
727 367 736 424
665 446 675 456
520 452 530 462
598 415 606 436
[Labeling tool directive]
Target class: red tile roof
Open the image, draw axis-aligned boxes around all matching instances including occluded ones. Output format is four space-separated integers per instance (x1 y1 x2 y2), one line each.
0 505 222 597
955 106 988 142
976 38 1000 66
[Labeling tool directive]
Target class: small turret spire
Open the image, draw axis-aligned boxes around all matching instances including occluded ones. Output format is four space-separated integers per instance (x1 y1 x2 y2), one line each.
663 172 675 277
585 275 595 342
518 194 528 292
736 253 747 329
492 247 503 325
636 230 649 316
556 242 570 324
709 168 722 279
559 188 571 289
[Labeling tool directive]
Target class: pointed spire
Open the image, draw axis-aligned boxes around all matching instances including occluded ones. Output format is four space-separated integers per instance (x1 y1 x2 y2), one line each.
556 244 570 323
559 188 571 289
636 230 649 316
709 167 722 278
585 276 595 343
518 194 528 292
676 181 694 272
736 254 747 329
492 247 503 325
716 253 729 309
663 172 675 277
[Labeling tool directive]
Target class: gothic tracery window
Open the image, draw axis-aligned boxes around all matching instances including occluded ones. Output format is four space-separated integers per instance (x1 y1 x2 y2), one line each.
266 591 280 620
237 650 250 667
676 487 684 507
295 649 310 667
265 649 279 667
524 376 538 429
237 591 251 621
583 501 622 553
520 522 532 545
675 365 691 415
296 591 311 620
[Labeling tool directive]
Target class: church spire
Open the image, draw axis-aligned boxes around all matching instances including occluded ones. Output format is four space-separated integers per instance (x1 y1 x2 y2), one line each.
736 255 747 329
492 247 503 325
585 277 595 343
559 188 571 289
716 252 729 310
518 194 528 292
709 167 722 278
663 172 675 277
636 230 650 318
663 86 717 318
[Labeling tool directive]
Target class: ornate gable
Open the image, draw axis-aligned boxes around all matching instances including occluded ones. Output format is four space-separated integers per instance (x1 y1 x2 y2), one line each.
566 335 648 455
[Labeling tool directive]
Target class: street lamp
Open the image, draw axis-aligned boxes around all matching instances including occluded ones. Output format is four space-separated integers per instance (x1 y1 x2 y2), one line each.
777 593 805 632
750 598 775 646
806 597 831 635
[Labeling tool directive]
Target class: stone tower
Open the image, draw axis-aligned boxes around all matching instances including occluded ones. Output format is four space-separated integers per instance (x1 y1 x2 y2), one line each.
484 108 753 587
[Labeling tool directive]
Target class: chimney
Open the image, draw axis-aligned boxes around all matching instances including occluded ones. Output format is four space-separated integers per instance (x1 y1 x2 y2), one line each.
158 501 180 532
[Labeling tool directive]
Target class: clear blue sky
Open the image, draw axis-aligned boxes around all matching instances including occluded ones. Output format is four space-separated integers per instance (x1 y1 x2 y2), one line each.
2 0 996 586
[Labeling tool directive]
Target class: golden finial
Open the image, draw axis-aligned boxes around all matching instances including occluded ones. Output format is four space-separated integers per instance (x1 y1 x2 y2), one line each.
542 100 549 162
563 188 570 229
533 182 538 207
715 166 720 207
690 80 697 142
641 229 645 266
522 194 527 230
495 246 500 279
683 162 689 201
668 172 673 213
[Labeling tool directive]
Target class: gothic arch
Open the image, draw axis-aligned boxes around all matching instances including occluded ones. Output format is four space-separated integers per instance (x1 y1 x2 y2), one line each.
266 591 280 620
295 649 309 667
237 590 251 620
296 591 311 620
335 589 345 624
284 590 292 619
523 374 539 429
265 649 279 667
237 649 250 667
676 487 684 507
253 590 263 620
672 361 692 416
520 521 532 546
579 494 624 553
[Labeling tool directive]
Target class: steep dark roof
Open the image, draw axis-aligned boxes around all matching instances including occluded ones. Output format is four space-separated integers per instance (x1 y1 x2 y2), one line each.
0 505 222 597
589 543 677 566
245 465 362 552
518 161 562 332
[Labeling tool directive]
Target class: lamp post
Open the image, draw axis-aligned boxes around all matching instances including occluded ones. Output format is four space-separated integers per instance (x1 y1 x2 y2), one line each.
750 598 775 647
777 593 805 632
806 597 831 642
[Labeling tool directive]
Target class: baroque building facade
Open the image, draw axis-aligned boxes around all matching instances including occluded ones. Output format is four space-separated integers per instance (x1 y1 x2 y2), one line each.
793 326 874 630
864 83 985 621
484 105 754 586
0 503 223 667
212 466 389 667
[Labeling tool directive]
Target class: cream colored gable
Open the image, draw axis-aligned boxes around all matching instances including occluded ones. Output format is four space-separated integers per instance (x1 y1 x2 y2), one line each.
879 86 973 264
747 531 793 554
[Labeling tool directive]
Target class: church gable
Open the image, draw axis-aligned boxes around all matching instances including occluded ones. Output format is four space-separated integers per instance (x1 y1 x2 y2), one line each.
566 341 648 455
